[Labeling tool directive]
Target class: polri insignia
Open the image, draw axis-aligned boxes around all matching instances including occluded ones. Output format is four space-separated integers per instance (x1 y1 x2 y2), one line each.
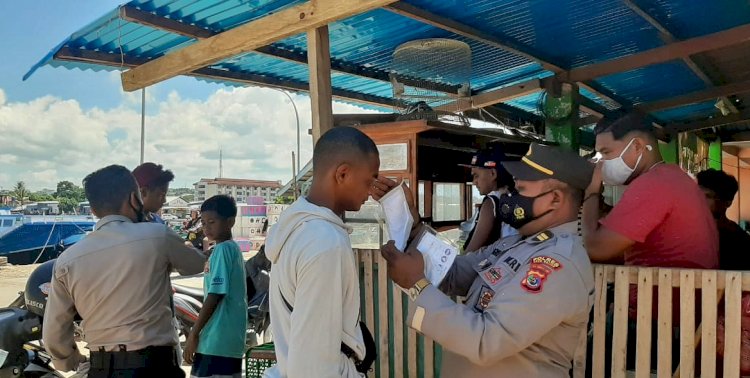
483 267 502 285
474 286 495 312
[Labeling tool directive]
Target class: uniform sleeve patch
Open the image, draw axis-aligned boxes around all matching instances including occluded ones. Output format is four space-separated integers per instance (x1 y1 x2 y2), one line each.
521 256 563 294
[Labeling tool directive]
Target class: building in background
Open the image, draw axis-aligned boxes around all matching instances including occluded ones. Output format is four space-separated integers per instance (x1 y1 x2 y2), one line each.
193 178 282 203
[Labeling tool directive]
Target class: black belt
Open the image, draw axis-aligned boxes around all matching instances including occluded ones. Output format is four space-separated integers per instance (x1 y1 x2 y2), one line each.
90 345 177 370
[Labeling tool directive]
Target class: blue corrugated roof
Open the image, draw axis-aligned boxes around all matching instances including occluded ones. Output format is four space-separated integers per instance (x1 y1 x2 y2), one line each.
25 0 750 126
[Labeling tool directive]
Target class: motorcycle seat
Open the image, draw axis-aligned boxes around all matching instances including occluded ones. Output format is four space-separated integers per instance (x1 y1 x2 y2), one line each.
172 284 204 302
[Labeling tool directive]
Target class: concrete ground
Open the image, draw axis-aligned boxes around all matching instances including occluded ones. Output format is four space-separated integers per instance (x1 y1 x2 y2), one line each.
0 250 259 376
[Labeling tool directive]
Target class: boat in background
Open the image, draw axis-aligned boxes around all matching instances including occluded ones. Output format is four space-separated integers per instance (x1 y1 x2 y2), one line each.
0 220 95 265
0 214 26 237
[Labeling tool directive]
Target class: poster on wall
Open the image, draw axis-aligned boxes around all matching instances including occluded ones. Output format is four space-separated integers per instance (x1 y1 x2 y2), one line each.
377 143 409 171
678 132 708 177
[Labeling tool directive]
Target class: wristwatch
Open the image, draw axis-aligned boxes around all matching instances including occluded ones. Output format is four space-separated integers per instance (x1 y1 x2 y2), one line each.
408 278 431 301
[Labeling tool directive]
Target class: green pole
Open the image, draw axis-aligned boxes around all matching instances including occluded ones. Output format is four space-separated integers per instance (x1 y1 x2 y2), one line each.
709 138 722 170
543 80 580 151
659 138 678 164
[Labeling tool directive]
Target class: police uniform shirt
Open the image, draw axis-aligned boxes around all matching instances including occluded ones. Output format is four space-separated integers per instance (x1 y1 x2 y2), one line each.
408 221 594 377
43 215 207 371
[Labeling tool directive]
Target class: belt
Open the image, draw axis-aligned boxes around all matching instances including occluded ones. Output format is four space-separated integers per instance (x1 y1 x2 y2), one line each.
90 345 177 370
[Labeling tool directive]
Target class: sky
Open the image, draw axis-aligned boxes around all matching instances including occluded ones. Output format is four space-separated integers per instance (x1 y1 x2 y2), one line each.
0 1 378 192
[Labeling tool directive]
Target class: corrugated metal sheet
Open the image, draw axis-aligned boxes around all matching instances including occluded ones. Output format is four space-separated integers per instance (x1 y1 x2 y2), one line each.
25 0 750 126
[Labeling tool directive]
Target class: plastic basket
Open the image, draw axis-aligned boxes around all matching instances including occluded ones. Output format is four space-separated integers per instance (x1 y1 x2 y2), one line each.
245 343 276 377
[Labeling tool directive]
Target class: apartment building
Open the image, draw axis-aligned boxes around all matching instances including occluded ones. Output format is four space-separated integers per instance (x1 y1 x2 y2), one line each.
194 178 282 203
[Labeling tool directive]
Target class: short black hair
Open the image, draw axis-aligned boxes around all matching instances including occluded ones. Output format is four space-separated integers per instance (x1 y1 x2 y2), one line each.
697 168 738 202
313 126 379 172
594 111 656 141
150 169 175 189
83 165 138 214
200 195 237 219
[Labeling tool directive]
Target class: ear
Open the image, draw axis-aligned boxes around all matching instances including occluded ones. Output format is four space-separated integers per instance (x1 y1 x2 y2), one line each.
549 188 564 209
130 191 143 208
139 186 148 199
334 163 351 184
228 217 236 228
489 169 498 180
633 137 652 154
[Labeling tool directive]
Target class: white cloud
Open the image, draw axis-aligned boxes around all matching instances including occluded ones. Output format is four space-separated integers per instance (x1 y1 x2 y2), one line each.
0 86 380 191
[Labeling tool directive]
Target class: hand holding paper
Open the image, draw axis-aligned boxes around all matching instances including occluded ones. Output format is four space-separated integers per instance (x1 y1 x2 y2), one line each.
377 181 414 251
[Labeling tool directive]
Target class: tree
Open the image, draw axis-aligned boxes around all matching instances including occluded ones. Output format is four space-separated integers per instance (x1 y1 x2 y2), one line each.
57 197 79 214
11 181 29 205
274 196 295 204
56 181 85 202
29 192 54 202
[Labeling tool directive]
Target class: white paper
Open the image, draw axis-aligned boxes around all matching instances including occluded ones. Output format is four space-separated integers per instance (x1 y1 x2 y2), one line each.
0 349 7 368
415 231 458 286
378 183 414 251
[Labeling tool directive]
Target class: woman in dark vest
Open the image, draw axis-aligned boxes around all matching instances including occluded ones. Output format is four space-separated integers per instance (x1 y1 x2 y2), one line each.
460 147 517 253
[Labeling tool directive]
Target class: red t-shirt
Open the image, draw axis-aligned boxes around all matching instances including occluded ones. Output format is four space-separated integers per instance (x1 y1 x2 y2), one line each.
601 163 719 269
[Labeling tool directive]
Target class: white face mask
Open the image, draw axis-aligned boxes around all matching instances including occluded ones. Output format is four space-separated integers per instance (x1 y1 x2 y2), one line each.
601 138 644 186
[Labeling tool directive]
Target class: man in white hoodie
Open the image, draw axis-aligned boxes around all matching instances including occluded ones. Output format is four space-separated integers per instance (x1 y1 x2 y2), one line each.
264 126 380 378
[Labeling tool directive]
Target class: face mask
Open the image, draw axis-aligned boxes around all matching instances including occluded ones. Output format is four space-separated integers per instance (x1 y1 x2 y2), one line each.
498 191 553 230
601 138 646 186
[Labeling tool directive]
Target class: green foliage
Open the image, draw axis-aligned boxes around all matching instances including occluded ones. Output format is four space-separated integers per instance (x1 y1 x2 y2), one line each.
274 196 295 204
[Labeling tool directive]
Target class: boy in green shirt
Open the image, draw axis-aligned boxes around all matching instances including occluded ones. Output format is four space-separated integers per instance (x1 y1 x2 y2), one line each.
184 195 247 378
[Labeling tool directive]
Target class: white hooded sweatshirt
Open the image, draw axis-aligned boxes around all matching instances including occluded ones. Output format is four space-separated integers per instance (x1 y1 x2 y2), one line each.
263 197 366 378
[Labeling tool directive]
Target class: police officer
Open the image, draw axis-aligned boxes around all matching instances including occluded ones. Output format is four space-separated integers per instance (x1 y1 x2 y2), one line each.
43 165 206 377
379 143 595 377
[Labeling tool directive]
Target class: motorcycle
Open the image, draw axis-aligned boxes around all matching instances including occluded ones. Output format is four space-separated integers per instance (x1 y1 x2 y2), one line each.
0 259 201 378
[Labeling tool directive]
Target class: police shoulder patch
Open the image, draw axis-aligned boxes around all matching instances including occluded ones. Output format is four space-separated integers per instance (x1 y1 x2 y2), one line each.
520 255 563 294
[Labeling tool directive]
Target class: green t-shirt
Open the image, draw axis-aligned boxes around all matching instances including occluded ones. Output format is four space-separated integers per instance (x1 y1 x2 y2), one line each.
198 240 248 358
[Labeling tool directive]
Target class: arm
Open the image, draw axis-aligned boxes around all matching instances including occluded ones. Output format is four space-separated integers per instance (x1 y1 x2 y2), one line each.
42 267 85 372
164 228 207 275
409 254 588 365
463 199 496 253
287 245 349 378
581 163 637 262
183 293 223 364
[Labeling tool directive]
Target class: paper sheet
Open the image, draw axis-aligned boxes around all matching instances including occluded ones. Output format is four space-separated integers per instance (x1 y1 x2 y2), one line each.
378 183 414 251
415 231 458 286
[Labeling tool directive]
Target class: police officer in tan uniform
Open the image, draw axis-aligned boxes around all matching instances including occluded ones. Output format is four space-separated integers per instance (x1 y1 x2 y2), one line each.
380 143 595 377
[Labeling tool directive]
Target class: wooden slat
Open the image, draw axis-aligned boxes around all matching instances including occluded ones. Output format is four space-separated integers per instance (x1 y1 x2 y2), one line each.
424 337 434 378
657 269 673 378
635 268 654 378
679 271 696 378
723 272 742 378
364 250 375 333
377 254 390 378
408 328 417 377
592 265 609 378
120 0 399 91
594 264 750 291
393 285 404 378
611 266 631 378
700 271 719 377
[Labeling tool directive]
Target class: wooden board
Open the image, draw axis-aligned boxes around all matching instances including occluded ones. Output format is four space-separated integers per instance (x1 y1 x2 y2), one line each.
611 266 630 378
308 25 333 145
723 272 742 378
377 253 390 378
591 265 609 378
679 270 696 378
657 269 673 378
635 268 654 378
393 285 404 378
700 271 718 377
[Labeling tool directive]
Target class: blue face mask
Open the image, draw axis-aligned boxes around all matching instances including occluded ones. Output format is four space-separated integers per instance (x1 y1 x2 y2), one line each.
497 191 553 229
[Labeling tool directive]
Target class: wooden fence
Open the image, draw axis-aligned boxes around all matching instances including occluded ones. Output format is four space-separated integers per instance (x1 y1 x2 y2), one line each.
353 249 750 378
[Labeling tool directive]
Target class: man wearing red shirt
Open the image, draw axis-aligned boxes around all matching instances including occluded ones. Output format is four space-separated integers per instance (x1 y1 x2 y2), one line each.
581 112 719 372
582 112 719 269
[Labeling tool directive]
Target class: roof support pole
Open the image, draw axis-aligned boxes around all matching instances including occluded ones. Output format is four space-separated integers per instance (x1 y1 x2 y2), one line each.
543 79 580 151
308 25 334 146
140 88 146 164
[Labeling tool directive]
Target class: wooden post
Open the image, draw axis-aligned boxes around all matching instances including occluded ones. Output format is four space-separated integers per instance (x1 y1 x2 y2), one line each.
308 25 334 146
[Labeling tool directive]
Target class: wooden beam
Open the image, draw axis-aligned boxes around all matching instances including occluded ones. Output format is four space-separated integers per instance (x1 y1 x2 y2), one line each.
308 26 334 145
120 4 462 95
436 79 542 112
561 23 750 82
55 47 399 109
638 79 750 112
620 0 739 114
120 0 398 91
668 109 750 133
